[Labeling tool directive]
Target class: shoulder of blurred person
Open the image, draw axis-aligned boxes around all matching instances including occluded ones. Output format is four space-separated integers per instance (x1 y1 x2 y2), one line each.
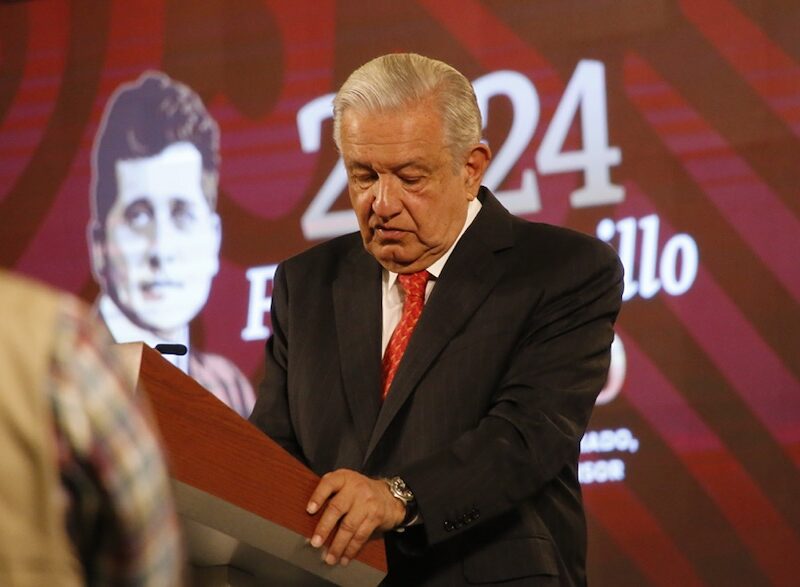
0 269 184 586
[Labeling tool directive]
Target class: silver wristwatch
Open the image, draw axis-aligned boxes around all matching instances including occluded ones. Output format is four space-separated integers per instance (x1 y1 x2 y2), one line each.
384 476 418 529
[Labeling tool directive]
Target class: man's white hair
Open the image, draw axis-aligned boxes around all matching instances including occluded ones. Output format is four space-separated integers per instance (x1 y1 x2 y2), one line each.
333 53 482 160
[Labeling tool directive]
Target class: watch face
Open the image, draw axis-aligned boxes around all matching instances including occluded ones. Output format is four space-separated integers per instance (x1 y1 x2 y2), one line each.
388 477 414 502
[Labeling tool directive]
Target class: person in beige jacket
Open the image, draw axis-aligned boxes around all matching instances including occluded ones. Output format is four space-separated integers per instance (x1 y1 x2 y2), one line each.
0 269 183 586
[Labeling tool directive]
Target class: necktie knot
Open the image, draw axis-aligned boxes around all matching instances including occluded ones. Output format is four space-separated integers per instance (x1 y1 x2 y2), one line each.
398 270 430 303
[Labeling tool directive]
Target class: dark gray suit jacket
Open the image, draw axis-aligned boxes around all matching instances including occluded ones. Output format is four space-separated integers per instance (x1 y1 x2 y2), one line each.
251 188 623 586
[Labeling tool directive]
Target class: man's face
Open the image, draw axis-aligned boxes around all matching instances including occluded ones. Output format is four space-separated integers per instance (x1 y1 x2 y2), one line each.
340 99 489 273
95 142 221 335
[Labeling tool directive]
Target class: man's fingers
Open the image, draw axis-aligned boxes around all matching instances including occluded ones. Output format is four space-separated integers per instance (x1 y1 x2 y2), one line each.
310 496 349 548
307 471 345 515
340 521 376 563
306 469 400 565
324 511 373 564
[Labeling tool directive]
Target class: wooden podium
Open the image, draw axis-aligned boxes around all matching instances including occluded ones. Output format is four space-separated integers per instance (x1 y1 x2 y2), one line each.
115 343 387 587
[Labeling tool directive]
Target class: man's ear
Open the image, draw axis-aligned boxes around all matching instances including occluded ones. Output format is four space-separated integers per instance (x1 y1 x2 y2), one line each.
463 142 492 199
87 221 108 285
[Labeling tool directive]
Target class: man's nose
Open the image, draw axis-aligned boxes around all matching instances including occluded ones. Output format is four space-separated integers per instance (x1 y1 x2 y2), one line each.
147 214 179 267
371 178 402 218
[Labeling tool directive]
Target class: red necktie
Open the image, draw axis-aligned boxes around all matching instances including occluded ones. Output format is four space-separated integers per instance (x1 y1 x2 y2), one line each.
381 270 430 400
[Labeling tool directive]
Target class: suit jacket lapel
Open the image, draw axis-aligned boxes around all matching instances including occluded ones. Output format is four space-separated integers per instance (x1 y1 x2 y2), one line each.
363 190 514 464
333 245 383 452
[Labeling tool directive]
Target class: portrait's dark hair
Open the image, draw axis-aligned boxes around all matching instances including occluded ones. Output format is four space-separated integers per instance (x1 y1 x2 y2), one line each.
90 71 220 229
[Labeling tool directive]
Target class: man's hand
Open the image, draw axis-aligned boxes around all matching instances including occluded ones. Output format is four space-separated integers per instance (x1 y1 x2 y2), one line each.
306 469 405 566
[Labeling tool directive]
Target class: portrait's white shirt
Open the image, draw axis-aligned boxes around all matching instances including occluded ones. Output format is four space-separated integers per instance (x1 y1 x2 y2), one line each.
98 293 190 373
381 197 482 355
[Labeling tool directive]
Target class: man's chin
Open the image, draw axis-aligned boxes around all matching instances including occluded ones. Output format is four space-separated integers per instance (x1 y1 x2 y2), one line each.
140 318 187 334
131 304 199 336
373 253 428 274
369 245 407 268
369 243 441 274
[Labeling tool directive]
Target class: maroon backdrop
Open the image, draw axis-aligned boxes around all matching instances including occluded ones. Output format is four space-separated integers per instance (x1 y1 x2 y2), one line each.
1 1 798 585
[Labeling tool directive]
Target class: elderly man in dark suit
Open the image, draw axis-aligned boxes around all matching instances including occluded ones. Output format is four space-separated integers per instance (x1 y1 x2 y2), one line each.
251 53 623 586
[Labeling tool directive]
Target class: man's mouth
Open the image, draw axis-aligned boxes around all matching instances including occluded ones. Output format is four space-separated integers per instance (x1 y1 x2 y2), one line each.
141 280 181 297
374 225 407 240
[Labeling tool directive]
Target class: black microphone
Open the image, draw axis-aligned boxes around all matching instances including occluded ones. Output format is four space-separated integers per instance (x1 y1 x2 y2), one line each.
155 343 188 356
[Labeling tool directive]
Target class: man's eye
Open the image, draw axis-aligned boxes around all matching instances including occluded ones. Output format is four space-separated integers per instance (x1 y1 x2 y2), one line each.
353 174 377 186
401 176 422 185
124 201 154 229
172 200 197 228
